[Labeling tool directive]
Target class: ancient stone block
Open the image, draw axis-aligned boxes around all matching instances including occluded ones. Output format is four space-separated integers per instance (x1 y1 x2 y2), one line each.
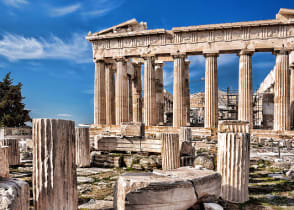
114 167 221 210
76 127 90 167
0 139 20 166
33 119 78 210
0 178 29 210
217 120 250 203
161 133 180 170
120 122 144 137
0 146 9 178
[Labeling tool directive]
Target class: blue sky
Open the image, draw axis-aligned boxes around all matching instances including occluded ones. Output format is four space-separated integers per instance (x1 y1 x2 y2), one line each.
0 0 293 125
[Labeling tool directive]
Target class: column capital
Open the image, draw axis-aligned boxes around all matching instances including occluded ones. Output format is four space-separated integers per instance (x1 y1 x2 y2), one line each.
154 61 164 68
238 49 254 56
94 58 105 63
273 48 291 55
141 54 155 60
171 53 186 59
114 56 127 62
184 60 190 65
203 51 219 57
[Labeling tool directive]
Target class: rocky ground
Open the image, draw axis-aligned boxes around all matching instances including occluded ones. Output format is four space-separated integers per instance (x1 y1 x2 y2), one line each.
9 143 294 210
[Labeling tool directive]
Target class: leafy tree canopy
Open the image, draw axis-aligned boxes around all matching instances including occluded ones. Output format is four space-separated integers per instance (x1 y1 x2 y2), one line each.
0 72 31 127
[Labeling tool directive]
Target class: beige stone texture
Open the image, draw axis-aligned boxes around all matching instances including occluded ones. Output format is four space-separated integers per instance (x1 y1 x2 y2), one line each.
0 146 9 178
75 127 90 167
217 120 250 203
128 75 133 122
144 56 157 126
184 60 191 125
274 51 290 131
120 122 144 137
114 167 221 210
94 60 106 125
116 59 129 125
0 139 20 166
204 53 218 129
155 62 164 125
161 133 180 170
173 55 187 127
105 64 116 125
238 50 253 128
33 119 78 210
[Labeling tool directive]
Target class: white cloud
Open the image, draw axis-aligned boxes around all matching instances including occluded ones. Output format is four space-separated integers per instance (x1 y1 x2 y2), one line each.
2 0 28 8
50 3 81 17
57 113 72 118
0 33 92 63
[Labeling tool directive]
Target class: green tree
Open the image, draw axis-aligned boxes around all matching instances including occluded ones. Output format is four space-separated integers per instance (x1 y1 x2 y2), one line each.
0 73 31 127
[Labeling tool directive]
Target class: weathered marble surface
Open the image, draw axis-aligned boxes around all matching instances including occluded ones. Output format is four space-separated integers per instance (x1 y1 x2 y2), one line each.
0 178 29 210
33 119 78 210
114 167 221 210
0 139 20 166
76 127 90 167
161 133 180 170
0 147 9 178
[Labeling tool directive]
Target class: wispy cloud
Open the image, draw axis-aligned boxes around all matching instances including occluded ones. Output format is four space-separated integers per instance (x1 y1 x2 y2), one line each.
50 3 81 17
0 33 92 63
2 0 28 8
57 113 72 118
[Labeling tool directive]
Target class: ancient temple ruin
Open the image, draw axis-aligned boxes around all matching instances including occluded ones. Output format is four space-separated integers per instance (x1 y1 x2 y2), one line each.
86 8 294 149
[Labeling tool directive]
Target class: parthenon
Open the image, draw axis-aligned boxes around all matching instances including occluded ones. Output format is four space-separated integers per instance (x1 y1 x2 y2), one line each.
87 8 294 143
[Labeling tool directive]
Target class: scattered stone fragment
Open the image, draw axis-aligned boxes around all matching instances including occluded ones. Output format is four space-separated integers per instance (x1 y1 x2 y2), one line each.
204 203 224 210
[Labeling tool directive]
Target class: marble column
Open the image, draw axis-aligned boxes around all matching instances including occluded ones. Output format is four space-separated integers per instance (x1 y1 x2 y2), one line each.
273 50 290 131
290 52 294 128
115 58 129 125
155 62 164 125
33 119 77 210
238 50 254 128
0 139 20 166
0 146 9 178
128 75 133 122
184 60 191 126
173 54 187 127
161 133 180 171
94 60 106 125
75 127 90 167
105 63 116 125
204 53 219 129
217 121 250 203
132 63 143 123
144 56 156 126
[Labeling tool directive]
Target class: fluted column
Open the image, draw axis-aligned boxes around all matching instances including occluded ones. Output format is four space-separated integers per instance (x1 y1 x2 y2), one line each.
161 133 180 171
105 64 116 125
238 50 254 128
33 119 77 210
0 139 20 165
290 52 294 128
155 62 164 125
132 63 143 123
217 121 250 203
94 60 106 125
273 50 290 131
116 58 129 125
173 54 187 127
75 127 90 167
144 56 156 126
128 75 133 122
204 53 219 129
0 146 9 178
184 60 191 126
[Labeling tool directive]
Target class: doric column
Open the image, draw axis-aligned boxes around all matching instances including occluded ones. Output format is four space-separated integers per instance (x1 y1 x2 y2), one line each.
184 60 191 126
204 53 219 129
173 54 187 127
238 50 254 128
290 52 294 128
105 63 116 125
75 127 90 167
143 56 156 126
132 63 143 123
33 119 77 210
115 58 129 125
217 121 250 203
273 50 290 131
0 146 9 178
155 62 164 125
161 133 180 170
0 139 20 166
128 75 133 122
94 60 106 125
